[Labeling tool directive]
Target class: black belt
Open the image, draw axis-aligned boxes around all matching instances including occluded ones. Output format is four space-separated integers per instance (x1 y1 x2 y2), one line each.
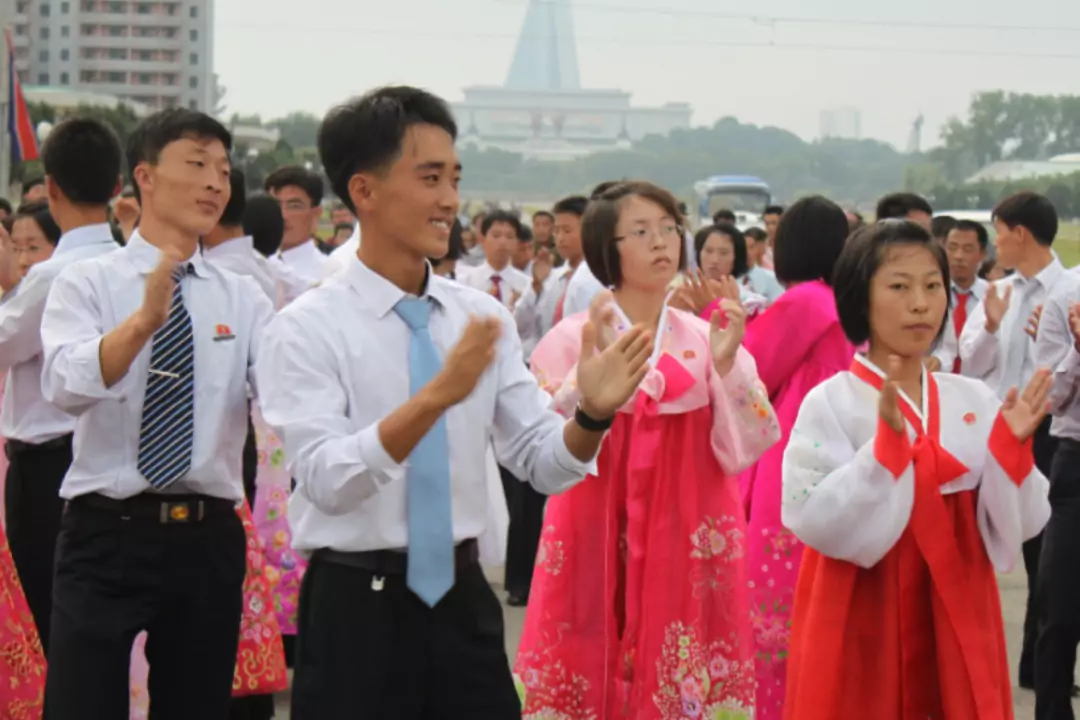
314 538 479 576
5 433 72 457
68 492 237 524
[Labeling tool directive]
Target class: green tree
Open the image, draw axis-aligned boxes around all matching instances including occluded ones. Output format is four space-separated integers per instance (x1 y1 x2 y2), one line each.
268 112 320 151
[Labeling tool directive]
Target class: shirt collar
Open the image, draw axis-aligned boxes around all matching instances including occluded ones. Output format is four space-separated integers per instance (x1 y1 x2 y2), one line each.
54 223 117 258
203 235 254 259
1015 256 1064 294
953 277 987 300
279 238 320 261
124 229 210 278
345 257 452 319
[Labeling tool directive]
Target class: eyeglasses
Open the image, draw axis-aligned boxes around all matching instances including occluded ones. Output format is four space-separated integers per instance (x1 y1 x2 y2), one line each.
614 224 682 243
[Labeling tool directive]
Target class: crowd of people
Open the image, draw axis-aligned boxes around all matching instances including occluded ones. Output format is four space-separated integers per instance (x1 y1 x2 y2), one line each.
0 82 1072 720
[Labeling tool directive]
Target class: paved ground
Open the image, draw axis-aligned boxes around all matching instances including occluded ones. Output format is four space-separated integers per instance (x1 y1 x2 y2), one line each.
272 565 1076 718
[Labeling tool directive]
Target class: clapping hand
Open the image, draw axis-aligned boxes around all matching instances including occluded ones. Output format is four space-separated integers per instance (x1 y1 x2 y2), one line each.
709 293 747 377
878 355 905 433
138 249 183 333
1069 303 1080 353
587 289 619 352
576 321 652 420
433 315 502 407
1024 304 1043 340
1001 368 1052 442
983 283 1012 334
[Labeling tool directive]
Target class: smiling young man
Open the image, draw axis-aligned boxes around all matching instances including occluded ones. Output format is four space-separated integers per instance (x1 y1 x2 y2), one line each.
256 85 652 719
39 108 274 719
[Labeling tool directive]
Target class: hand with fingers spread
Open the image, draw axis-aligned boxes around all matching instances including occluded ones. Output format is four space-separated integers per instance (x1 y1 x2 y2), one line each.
878 355 906 433
1001 368 1052 441
587 289 619 352
983 283 1012 334
576 322 653 419
709 294 747 377
1024 304 1043 340
1069 302 1080 353
678 269 722 315
531 248 553 292
432 315 503 407
138 249 183 333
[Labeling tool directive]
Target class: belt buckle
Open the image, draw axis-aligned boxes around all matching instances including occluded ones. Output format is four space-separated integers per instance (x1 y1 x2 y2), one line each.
158 500 205 524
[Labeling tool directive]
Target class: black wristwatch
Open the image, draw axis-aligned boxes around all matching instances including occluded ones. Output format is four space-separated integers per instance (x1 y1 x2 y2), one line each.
575 402 615 431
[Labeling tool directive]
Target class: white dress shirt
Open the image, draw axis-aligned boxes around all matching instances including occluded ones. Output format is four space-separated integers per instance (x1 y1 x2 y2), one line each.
743 265 785 305
202 235 275 302
278 239 330 286
40 231 275 501
0 223 118 444
324 224 360 279
933 277 988 373
514 264 570 359
960 258 1066 398
458 262 530 310
1032 270 1080 441
562 262 607 317
255 256 598 555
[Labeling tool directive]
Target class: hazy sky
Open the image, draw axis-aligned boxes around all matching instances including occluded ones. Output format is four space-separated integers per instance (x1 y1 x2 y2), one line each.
216 0 1080 150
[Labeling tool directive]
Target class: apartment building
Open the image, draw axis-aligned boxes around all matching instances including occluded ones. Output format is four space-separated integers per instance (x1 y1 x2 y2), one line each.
10 0 214 112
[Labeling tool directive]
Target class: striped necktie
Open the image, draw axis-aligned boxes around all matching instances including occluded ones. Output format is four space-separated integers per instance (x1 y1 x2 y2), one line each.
138 264 196 490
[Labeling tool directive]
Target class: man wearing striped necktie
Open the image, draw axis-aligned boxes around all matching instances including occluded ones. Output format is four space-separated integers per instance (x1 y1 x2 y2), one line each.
39 109 274 719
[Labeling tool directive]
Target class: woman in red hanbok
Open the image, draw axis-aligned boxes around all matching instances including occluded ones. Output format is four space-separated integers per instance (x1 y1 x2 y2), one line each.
781 220 1050 719
515 182 781 720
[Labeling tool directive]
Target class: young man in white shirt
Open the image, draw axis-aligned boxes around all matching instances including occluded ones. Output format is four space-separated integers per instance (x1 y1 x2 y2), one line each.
0 118 122 653
265 165 329 285
959 191 1066 692
931 219 989 373
459 208 530 309
40 109 274 719
202 167 275 301
257 85 650 719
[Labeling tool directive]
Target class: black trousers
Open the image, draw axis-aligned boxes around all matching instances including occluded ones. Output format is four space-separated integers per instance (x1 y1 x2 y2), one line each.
1035 438 1080 719
44 496 246 720
290 552 520 720
1021 416 1058 685
3 435 72 654
504 481 546 601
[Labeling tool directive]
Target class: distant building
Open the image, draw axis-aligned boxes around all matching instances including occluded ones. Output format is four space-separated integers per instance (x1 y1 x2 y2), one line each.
965 154 1080 184
819 106 861 140
451 0 691 161
12 0 215 112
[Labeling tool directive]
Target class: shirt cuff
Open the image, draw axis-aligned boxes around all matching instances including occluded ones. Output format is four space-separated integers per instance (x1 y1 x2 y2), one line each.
357 423 407 489
874 416 912 480
988 412 1034 488
67 337 136 401
552 427 600 479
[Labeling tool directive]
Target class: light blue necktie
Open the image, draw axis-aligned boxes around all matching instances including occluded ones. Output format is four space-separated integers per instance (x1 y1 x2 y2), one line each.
393 297 454 607
138 265 196 489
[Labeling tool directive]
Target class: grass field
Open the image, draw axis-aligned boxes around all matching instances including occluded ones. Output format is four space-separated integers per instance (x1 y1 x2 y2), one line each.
1057 222 1080 267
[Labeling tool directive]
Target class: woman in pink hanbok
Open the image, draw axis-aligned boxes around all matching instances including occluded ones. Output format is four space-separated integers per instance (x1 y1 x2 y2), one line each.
738 196 854 719
515 182 781 720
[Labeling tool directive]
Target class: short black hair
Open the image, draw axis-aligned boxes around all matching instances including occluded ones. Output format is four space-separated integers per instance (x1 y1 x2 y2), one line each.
695 223 748 277
242 193 285 258
518 224 533 243
14 200 62 245
744 227 767 244
444 218 465 261
993 191 1058 246
333 222 354 234
763 205 784 217
773 195 849 286
127 108 232 204
318 86 457 213
532 210 554 222
582 180 686 288
949 219 989 250
21 176 44 196
218 167 246 227
0 198 12 216
930 215 957 241
833 219 950 346
263 165 324 207
590 180 624 200
875 192 933 221
552 195 588 217
480 209 521 237
41 117 122 206
712 209 736 224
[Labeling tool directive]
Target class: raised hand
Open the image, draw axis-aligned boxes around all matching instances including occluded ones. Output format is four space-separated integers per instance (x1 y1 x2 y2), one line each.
878 355 905 433
532 248 552 291
678 269 722 315
138 249 182 333
576 321 652 418
983 283 1012 334
587 289 618 352
715 275 740 302
709 297 747 377
433 315 502 406
1024 304 1043 340
1069 303 1080 353
1001 368 1052 441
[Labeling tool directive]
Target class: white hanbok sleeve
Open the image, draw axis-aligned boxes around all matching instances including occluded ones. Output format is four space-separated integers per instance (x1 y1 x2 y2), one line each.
968 383 1051 571
781 382 915 568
